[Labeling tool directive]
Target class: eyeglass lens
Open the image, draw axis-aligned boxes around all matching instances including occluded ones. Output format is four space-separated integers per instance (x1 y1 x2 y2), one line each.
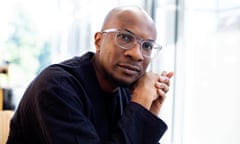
115 31 158 57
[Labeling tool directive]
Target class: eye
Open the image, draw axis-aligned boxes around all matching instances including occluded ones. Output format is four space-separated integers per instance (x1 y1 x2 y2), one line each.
116 32 134 43
142 42 153 50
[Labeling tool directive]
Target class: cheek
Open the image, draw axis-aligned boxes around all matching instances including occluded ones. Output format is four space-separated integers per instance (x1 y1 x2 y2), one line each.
100 45 122 62
99 47 119 68
100 47 114 59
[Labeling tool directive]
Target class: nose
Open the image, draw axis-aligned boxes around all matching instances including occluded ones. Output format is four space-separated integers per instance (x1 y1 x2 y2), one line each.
124 43 144 61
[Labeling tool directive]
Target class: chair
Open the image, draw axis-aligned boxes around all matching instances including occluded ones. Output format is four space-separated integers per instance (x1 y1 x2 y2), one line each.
0 110 14 144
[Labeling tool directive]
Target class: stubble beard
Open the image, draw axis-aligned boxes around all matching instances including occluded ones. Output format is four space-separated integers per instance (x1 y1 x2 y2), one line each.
104 69 137 88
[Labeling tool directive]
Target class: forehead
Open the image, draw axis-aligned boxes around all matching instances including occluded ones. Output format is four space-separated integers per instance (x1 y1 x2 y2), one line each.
105 9 157 40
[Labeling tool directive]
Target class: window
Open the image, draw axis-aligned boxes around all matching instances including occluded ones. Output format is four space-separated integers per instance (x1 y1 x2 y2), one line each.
167 0 240 144
0 0 144 108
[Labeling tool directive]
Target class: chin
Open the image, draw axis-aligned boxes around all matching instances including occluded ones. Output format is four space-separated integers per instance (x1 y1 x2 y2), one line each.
113 77 137 88
116 81 131 87
106 70 140 88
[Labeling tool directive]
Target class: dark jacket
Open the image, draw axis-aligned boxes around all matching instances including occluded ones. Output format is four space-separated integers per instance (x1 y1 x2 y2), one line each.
7 52 167 144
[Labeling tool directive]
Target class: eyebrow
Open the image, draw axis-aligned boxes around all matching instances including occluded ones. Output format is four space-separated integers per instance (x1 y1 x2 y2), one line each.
123 28 156 42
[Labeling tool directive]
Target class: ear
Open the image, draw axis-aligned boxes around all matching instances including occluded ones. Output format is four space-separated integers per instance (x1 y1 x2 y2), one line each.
94 32 102 53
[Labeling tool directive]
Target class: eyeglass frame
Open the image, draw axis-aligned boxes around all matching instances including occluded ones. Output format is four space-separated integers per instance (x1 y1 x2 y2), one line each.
100 28 162 58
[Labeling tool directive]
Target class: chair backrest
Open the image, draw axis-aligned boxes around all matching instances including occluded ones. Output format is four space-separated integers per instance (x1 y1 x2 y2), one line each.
0 110 14 144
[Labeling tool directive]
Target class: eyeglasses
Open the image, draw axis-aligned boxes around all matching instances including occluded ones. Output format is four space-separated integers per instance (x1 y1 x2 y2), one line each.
101 28 162 58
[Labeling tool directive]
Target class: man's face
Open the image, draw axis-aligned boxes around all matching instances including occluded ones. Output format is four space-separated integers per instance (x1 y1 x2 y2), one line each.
94 10 157 87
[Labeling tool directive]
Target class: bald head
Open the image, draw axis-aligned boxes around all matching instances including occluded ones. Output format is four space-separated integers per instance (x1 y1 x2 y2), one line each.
101 6 157 39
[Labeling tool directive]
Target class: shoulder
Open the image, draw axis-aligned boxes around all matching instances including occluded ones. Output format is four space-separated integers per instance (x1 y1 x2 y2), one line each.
37 52 95 83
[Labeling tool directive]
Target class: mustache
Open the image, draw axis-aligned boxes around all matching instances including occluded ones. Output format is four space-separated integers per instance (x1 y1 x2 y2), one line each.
117 62 142 72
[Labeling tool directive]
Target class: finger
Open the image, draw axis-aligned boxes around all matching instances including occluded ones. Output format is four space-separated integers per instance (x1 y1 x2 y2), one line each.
156 89 166 101
156 93 166 104
167 71 174 78
161 71 167 76
155 82 169 93
162 84 169 93
159 76 170 86
161 71 174 78
159 71 174 86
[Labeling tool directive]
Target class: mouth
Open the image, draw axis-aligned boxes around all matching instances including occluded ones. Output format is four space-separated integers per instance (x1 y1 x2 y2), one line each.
117 63 141 75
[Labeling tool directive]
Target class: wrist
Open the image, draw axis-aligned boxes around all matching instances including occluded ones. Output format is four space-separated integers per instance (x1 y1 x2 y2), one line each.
130 93 152 110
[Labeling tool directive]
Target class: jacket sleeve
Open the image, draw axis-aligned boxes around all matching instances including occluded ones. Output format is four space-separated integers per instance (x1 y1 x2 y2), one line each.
117 102 167 144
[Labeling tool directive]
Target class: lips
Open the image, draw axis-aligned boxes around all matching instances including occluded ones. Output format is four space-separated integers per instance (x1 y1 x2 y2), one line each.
117 63 141 75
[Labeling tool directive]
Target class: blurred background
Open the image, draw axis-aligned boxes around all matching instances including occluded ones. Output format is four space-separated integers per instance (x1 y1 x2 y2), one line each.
0 0 239 144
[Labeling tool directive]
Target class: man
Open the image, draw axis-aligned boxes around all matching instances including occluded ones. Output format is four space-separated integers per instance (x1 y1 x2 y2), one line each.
7 6 173 144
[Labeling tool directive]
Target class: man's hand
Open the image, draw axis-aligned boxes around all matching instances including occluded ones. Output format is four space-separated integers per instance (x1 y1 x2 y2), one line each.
130 71 174 116
150 71 174 115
